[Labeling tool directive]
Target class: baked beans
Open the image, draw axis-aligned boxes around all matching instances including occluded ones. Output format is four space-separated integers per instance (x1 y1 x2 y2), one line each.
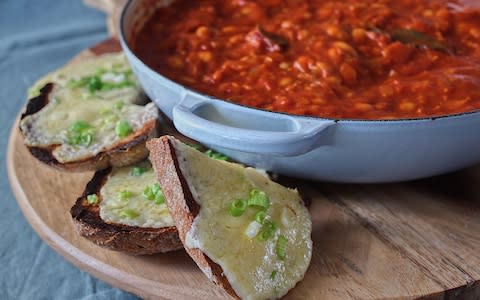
132 0 480 119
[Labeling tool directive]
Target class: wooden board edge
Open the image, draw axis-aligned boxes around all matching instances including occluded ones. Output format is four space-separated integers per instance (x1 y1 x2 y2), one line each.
6 38 223 300
8 37 480 299
7 116 198 300
10 115 479 300
7 118 143 298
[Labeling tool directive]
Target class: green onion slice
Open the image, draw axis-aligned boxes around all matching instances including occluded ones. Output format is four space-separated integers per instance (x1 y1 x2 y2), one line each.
131 166 146 176
114 101 124 110
67 71 134 93
151 183 161 195
143 183 165 204
245 220 262 238
119 209 139 219
115 120 133 138
257 229 272 241
119 190 133 200
103 114 119 125
67 121 95 146
188 143 203 151
70 120 91 133
88 75 103 92
143 186 155 201
230 199 247 217
275 235 288 260
79 132 93 146
255 211 267 224
247 189 270 209
87 194 98 205
204 149 228 160
270 270 278 280
257 220 277 241
154 190 165 205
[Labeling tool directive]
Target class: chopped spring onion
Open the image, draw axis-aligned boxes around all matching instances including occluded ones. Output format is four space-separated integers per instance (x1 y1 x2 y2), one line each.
257 229 273 241
247 189 270 209
270 270 278 280
114 101 124 110
100 108 112 115
70 120 90 133
119 190 133 200
257 220 277 241
95 67 106 75
205 149 228 160
151 183 161 195
104 79 135 90
275 235 288 260
187 145 229 161
77 132 93 146
115 120 133 138
188 143 203 151
245 220 262 238
67 77 89 89
143 186 155 201
131 166 146 176
143 183 165 205
88 75 103 92
255 211 267 224
67 69 134 93
103 114 119 125
67 121 95 146
119 209 139 219
154 190 165 205
87 194 98 205
230 199 247 217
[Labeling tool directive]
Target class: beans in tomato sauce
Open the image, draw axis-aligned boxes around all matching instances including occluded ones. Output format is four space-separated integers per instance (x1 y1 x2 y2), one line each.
131 0 480 120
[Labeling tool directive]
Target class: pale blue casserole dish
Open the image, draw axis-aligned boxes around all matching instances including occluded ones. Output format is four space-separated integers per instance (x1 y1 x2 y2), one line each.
119 0 480 183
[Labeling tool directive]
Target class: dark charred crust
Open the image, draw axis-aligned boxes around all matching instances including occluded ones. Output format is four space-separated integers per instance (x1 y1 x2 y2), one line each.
168 138 200 217
80 168 111 201
21 119 156 171
112 127 152 152
71 167 182 255
28 145 60 166
21 83 54 120
164 137 238 298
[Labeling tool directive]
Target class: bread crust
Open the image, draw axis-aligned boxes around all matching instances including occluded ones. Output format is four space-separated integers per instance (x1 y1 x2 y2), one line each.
70 167 182 255
147 136 239 299
20 83 158 172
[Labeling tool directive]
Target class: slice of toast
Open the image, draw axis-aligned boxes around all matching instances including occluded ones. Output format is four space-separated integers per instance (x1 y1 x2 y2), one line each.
147 136 312 299
19 53 158 171
70 160 182 255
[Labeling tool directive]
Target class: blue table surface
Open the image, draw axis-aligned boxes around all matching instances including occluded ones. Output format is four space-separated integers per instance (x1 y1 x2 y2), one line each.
0 1 139 299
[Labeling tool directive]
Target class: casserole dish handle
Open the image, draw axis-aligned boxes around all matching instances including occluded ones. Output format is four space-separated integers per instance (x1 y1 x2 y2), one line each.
172 95 335 156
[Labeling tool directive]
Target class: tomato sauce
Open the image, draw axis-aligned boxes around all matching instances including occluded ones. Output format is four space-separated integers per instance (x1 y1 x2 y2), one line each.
132 0 480 120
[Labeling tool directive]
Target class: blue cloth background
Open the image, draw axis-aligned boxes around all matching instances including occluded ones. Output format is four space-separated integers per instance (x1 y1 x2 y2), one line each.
0 1 139 299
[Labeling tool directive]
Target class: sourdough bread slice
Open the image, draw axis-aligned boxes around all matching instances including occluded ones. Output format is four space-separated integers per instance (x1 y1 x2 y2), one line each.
70 160 182 255
147 136 312 299
20 53 158 171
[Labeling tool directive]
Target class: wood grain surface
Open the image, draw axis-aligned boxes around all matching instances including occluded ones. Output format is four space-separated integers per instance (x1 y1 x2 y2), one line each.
7 39 480 300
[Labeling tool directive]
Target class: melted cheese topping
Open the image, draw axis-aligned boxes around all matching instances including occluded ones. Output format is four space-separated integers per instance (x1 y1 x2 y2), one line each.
29 53 141 99
20 53 157 163
175 140 312 300
100 161 174 228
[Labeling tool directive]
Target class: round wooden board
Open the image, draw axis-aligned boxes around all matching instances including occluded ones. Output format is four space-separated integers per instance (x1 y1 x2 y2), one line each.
7 39 480 300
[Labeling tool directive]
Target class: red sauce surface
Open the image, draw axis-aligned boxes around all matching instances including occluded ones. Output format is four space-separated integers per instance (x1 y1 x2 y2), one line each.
132 0 480 119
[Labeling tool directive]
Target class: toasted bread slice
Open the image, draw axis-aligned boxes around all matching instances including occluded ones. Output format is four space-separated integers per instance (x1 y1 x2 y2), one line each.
70 160 182 255
20 53 158 171
147 136 312 299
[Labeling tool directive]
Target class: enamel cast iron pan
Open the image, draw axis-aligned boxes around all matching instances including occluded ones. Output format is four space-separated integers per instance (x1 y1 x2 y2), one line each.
120 0 480 183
